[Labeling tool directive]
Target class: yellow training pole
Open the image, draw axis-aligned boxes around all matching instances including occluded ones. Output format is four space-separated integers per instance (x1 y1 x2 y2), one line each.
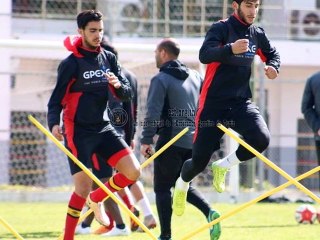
0 216 24 240
73 127 189 230
141 127 189 168
181 166 320 240
217 123 320 203
28 115 157 240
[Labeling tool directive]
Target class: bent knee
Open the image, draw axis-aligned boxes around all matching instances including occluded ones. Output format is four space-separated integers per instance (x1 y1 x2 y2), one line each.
116 154 141 181
125 166 141 181
259 131 270 150
251 130 270 152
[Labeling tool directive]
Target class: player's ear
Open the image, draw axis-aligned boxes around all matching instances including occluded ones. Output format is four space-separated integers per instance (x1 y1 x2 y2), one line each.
232 1 239 10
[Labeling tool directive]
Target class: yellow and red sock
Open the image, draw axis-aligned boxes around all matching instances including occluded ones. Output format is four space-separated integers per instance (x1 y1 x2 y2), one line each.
90 173 135 202
63 192 86 240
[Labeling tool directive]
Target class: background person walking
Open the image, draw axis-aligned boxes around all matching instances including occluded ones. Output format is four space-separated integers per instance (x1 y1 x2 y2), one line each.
140 38 220 240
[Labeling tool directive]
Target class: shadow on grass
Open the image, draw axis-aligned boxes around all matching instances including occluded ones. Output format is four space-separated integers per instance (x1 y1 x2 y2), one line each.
223 224 300 229
0 231 60 239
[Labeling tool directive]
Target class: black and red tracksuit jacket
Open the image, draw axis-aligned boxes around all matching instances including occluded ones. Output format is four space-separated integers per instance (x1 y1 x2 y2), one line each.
47 36 132 132
199 14 280 104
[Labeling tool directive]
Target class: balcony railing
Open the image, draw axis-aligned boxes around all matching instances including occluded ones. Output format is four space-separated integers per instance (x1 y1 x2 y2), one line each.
11 0 320 40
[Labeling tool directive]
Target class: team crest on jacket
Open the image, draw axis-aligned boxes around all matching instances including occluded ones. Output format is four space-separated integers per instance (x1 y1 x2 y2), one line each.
109 108 128 127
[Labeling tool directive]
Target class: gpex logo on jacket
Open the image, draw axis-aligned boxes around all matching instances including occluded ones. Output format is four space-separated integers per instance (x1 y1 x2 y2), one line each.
71 57 111 92
83 68 111 79
244 43 256 58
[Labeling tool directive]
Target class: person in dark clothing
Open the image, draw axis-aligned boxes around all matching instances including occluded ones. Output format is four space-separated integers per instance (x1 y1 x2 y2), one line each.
76 40 156 236
301 71 320 190
102 42 157 232
140 38 221 240
173 0 280 237
47 10 140 240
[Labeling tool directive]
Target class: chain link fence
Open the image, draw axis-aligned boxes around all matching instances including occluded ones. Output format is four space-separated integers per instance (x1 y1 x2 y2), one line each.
1 55 319 193
11 1 320 40
11 0 291 38
12 0 232 37
0 56 223 189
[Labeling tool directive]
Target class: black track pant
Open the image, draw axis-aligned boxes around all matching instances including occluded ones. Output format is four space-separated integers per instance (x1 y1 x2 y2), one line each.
154 139 211 238
182 99 270 182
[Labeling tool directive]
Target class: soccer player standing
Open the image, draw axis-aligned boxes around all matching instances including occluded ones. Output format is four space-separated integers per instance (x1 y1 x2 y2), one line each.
75 40 156 236
173 1 280 238
47 10 140 240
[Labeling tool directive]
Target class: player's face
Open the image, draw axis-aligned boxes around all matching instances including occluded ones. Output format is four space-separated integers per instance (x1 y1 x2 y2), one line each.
79 20 104 50
236 0 260 25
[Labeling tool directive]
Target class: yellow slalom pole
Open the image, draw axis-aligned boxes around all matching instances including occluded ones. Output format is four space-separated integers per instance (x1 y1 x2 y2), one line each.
29 114 188 239
181 166 320 240
217 123 320 203
141 127 189 168
28 115 156 240
73 126 189 232
0 216 24 240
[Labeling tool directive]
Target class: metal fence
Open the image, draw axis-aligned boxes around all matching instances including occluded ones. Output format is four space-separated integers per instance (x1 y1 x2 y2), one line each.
11 0 320 40
1 62 319 192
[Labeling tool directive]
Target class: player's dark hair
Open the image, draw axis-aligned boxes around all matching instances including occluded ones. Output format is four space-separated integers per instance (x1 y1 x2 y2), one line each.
77 10 103 29
158 38 180 58
233 0 260 4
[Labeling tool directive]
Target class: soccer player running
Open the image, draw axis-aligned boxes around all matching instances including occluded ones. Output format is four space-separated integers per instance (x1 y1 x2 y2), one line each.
173 0 280 238
47 10 140 240
140 38 220 240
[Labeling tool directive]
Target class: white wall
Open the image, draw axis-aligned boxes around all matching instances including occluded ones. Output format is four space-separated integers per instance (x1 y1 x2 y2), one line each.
285 0 317 10
0 0 11 141
265 63 319 184
0 0 11 184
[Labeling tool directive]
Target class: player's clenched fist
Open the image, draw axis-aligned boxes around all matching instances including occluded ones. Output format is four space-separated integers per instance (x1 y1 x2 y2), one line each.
231 39 249 54
52 125 63 141
264 65 278 80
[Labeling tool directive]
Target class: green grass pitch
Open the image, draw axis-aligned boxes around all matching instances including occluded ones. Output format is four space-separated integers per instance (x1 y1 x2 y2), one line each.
0 202 319 239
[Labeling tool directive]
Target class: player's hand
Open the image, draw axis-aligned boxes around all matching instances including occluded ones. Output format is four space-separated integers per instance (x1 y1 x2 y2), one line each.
231 39 249 54
140 144 154 159
105 72 121 89
52 125 64 141
264 65 278 80
130 140 135 150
